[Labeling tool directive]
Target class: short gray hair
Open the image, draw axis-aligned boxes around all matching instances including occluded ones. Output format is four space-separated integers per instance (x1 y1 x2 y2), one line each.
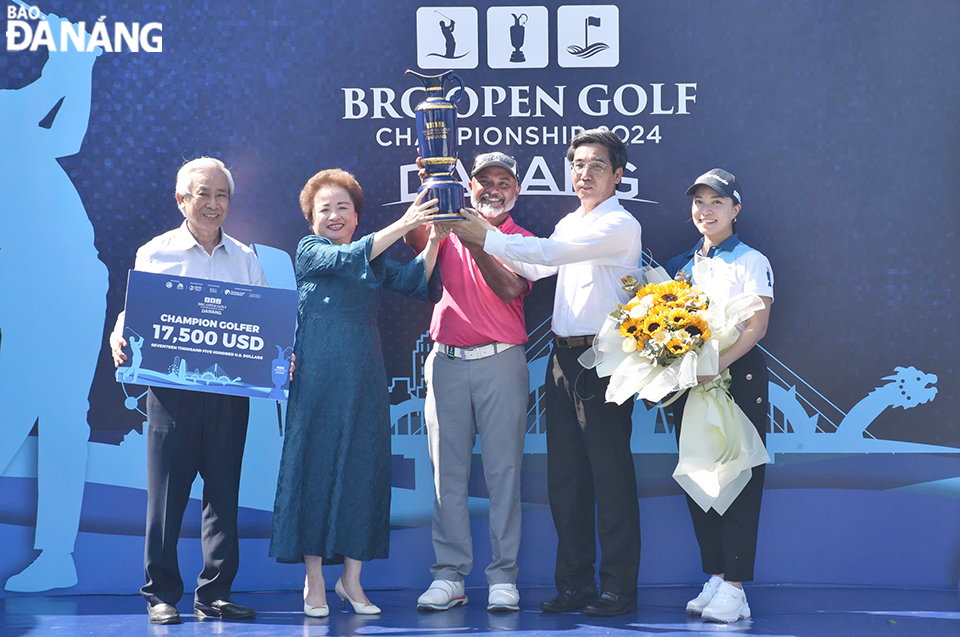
175 157 235 198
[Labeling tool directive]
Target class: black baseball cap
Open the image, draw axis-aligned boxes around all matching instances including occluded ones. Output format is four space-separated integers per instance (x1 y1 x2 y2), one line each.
685 168 742 204
471 152 520 182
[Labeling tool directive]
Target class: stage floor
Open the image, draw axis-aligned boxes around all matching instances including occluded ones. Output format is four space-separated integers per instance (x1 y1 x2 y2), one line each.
1 585 958 637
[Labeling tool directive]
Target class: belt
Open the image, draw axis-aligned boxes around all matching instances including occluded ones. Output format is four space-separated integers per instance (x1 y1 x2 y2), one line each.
434 341 518 361
554 335 596 348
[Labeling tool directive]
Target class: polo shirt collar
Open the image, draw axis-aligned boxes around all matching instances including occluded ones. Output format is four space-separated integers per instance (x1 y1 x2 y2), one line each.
497 214 519 233
686 233 740 259
172 220 233 254
707 233 740 257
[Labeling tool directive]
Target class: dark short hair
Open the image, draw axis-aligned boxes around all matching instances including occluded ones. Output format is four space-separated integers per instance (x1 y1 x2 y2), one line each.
565 128 628 172
299 169 364 224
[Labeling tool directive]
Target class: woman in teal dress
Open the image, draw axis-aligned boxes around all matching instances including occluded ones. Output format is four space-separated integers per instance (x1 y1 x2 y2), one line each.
270 169 444 616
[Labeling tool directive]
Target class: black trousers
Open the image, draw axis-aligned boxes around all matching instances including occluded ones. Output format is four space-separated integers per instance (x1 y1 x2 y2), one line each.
141 387 249 606
670 347 768 582
545 345 640 596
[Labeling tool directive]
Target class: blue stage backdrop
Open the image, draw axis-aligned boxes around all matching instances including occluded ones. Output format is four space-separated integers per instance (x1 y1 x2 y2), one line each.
1 0 958 596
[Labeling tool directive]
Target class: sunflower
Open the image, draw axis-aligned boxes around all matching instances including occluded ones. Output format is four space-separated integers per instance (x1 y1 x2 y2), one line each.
640 311 667 338
683 315 711 340
651 280 694 307
663 307 694 328
633 282 658 300
619 317 643 338
666 337 692 355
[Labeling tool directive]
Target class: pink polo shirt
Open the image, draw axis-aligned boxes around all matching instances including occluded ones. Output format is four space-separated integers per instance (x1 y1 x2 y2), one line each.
430 215 534 347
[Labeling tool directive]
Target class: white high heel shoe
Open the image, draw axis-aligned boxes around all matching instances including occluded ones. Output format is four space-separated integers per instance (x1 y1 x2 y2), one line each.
304 578 329 617
335 578 381 614
303 600 329 618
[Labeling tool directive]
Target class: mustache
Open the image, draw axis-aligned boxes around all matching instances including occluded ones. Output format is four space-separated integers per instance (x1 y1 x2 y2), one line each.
472 194 515 217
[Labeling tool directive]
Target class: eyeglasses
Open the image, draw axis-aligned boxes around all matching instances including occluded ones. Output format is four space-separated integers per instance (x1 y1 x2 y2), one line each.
571 161 608 175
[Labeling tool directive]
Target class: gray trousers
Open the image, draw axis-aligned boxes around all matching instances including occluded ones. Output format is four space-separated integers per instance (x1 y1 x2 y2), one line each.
424 344 529 584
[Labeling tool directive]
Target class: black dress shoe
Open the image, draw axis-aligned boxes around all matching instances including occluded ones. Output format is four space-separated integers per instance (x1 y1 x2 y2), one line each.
147 602 181 624
582 591 637 617
194 598 256 620
539 584 598 613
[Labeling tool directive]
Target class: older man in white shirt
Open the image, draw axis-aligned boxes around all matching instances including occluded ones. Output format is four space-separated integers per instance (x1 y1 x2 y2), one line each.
110 157 265 625
451 129 642 617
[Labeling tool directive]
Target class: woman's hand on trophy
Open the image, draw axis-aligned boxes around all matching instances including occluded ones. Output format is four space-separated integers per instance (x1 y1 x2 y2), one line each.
428 222 451 246
399 189 440 231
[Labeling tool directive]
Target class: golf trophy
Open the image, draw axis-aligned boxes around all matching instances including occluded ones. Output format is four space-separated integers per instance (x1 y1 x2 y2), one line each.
406 70 465 221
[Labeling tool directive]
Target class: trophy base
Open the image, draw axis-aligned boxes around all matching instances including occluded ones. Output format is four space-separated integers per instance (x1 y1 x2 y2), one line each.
420 178 464 223
510 50 526 63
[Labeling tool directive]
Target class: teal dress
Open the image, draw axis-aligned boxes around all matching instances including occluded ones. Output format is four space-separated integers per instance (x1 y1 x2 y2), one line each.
270 233 435 563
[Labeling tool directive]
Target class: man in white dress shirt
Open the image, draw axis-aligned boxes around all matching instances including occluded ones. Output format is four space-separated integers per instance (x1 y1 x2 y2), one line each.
110 158 265 625
450 129 643 617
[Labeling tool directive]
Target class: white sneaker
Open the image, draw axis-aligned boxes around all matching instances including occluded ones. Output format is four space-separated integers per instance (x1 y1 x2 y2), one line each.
417 580 467 610
701 582 751 623
685 575 723 615
487 583 520 611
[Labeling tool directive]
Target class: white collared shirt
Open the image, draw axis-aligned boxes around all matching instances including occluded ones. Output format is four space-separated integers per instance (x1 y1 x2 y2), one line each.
483 195 642 337
134 221 267 286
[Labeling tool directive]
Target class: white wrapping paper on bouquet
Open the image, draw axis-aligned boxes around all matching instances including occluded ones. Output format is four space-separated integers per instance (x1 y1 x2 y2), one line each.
579 259 770 514
672 370 770 514
578 265 713 405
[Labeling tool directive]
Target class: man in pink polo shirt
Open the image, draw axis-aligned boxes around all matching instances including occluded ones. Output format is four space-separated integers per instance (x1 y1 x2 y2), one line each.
405 152 533 612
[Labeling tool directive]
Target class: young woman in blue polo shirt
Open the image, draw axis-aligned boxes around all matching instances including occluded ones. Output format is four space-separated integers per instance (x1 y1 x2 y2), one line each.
664 169 774 623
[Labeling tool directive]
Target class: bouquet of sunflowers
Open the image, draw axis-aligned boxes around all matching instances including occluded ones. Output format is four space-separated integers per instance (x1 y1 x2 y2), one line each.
614 274 711 365
580 262 770 514
579 265 727 406
580 262 771 406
